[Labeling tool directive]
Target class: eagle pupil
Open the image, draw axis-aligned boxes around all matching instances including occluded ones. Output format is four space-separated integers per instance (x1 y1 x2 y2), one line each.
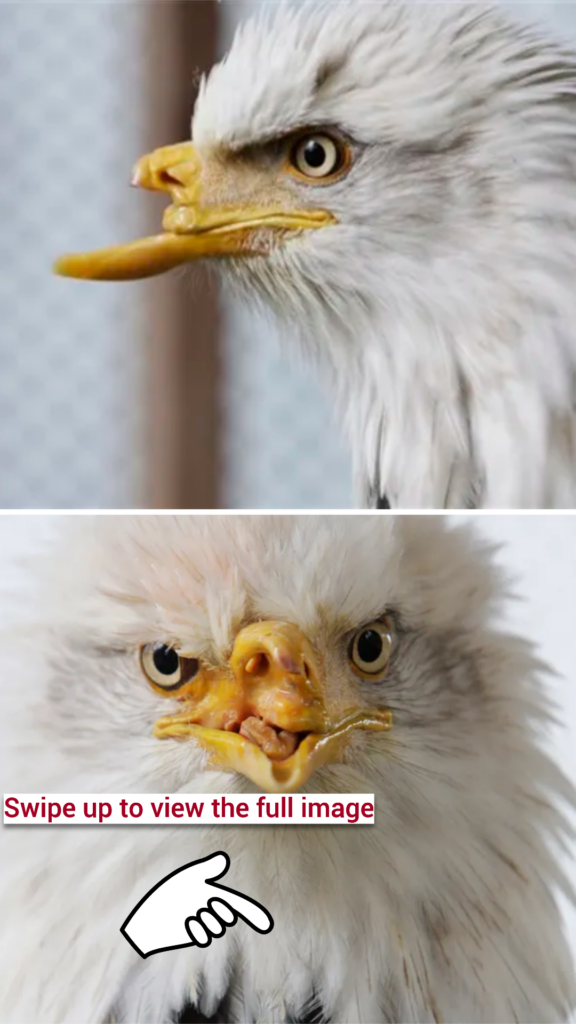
153 645 179 676
304 140 327 168
357 630 383 664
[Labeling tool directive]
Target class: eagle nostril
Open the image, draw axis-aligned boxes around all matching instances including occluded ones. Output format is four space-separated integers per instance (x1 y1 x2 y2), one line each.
244 652 269 676
157 168 181 187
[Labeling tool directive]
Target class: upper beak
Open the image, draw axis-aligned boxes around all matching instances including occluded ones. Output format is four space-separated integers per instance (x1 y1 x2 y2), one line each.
54 142 336 282
154 620 392 794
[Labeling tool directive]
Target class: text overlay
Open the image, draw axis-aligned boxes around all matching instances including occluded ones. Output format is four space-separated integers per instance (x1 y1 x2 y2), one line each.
4 793 375 826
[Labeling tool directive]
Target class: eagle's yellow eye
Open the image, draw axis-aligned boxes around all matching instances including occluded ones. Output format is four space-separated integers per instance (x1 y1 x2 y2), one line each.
288 133 350 183
349 619 393 679
140 643 199 692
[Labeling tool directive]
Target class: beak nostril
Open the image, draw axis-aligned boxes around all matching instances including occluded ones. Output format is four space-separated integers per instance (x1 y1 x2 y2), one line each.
245 652 269 676
158 169 180 186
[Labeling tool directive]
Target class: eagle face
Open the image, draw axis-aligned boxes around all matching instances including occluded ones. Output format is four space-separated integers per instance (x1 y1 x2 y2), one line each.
2 515 574 1023
143 616 393 794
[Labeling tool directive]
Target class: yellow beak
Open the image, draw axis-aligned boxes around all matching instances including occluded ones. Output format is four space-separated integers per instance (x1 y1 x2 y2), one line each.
54 142 336 282
154 620 392 794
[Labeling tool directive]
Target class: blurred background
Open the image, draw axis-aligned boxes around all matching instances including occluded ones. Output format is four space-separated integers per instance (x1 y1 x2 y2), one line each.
2 1 576 510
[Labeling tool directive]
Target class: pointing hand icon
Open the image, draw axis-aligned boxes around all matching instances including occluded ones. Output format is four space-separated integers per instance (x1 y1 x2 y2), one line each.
121 852 274 958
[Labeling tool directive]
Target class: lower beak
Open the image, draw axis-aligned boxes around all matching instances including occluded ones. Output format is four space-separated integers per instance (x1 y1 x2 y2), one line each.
154 621 392 794
54 142 336 281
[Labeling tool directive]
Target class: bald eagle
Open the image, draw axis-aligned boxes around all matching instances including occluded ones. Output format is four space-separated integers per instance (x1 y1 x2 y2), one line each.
56 1 576 508
0 514 574 1022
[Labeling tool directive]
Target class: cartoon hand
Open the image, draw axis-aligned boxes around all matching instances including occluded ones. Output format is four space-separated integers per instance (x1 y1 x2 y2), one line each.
121 852 274 958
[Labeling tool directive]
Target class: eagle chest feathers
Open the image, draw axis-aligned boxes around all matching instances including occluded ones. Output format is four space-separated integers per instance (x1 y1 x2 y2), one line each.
0 515 574 1023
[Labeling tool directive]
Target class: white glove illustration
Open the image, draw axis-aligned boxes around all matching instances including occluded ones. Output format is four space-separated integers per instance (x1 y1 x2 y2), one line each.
121 851 274 958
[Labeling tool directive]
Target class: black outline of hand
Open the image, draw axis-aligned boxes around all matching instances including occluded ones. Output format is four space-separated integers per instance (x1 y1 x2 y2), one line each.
120 852 274 958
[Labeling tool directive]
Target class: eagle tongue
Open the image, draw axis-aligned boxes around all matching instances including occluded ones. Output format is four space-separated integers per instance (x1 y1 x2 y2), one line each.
239 716 299 762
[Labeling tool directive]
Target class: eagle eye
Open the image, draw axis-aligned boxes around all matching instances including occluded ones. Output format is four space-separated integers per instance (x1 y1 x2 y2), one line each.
140 642 199 692
288 132 350 183
349 619 393 679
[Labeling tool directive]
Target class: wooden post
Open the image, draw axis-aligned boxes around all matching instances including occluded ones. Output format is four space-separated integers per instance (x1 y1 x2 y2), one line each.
142 1 220 509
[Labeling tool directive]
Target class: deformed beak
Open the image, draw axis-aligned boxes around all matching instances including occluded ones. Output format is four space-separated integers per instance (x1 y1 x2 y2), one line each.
154 620 392 794
54 142 336 282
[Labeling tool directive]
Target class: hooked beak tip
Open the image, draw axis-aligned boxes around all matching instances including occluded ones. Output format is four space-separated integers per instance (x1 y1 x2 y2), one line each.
130 163 146 188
